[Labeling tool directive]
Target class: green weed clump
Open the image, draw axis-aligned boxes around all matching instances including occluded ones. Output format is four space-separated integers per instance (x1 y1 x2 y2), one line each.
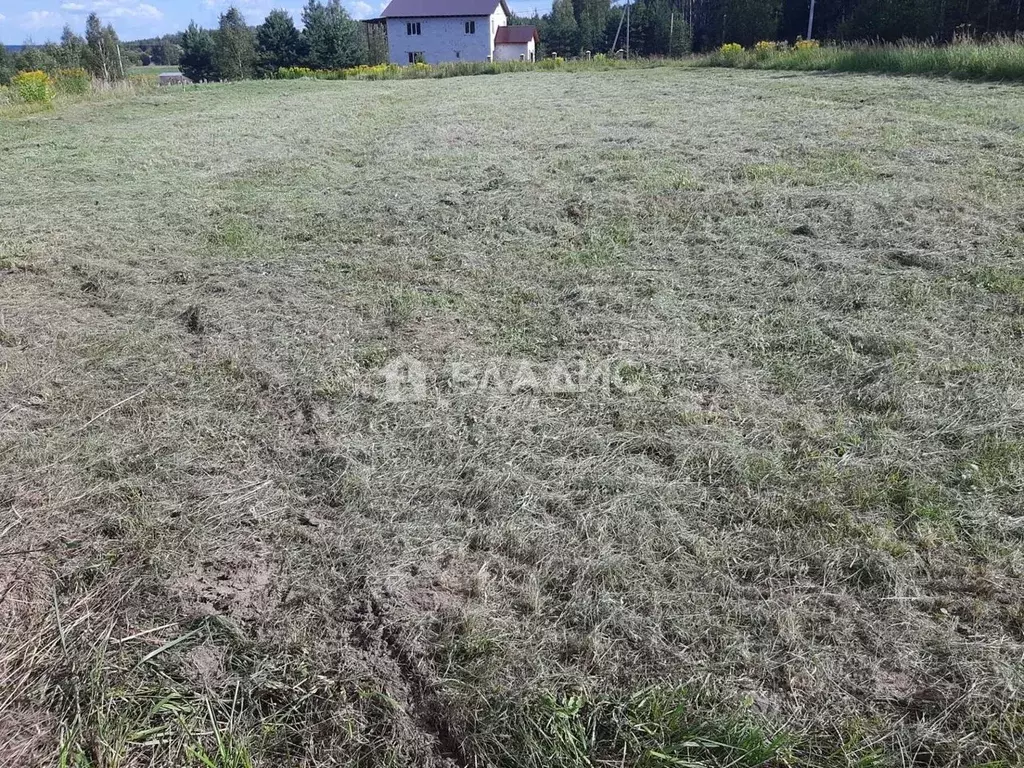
54 68 91 95
12 70 55 104
276 66 317 79
697 38 1024 81
464 687 793 768
276 63 406 80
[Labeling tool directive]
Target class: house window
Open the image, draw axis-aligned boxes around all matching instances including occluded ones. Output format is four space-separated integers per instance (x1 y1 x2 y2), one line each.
455 51 461 58
464 20 475 34
406 21 421 35
408 51 424 63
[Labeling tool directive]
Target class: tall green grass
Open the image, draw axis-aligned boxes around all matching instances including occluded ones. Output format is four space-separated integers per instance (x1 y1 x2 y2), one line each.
0 73 155 118
697 39 1024 81
276 55 678 83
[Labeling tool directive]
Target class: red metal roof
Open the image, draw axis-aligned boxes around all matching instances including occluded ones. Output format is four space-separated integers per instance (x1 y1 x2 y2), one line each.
494 25 538 44
381 0 509 18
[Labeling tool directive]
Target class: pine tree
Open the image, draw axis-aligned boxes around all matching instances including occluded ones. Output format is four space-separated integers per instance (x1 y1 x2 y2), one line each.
721 0 780 44
180 22 218 81
668 12 693 55
302 0 366 69
546 0 581 55
256 9 304 75
577 0 611 53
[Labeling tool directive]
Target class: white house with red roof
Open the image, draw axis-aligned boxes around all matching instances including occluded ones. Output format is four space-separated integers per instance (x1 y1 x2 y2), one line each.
493 24 538 61
379 0 538 64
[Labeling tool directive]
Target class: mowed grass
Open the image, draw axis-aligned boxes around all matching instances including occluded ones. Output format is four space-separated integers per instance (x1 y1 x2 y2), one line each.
1 69 1023 767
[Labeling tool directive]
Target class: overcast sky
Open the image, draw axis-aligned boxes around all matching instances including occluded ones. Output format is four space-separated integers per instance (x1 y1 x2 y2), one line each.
0 0 546 44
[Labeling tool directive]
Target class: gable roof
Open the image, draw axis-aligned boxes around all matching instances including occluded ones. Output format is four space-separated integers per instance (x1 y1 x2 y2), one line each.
381 0 509 17
494 25 538 44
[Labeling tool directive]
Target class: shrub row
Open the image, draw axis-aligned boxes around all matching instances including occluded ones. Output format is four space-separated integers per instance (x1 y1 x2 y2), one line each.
697 38 1024 81
1 68 153 113
2 68 94 107
274 56 679 83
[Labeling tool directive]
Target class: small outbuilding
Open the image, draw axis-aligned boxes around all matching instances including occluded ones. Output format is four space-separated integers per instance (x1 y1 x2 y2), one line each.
493 25 538 62
158 72 192 86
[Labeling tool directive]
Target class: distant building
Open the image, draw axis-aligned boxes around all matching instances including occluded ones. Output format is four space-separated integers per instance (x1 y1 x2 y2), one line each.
158 72 192 86
493 24 538 62
379 0 538 65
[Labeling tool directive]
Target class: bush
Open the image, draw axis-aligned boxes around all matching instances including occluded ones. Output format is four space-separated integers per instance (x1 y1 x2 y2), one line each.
54 68 90 95
12 70 54 104
537 56 566 70
720 43 744 57
277 66 315 79
343 63 405 79
754 41 779 59
794 39 821 50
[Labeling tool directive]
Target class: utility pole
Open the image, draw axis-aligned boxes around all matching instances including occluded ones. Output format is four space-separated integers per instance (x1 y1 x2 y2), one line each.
669 11 674 56
610 1 625 53
806 0 816 40
625 0 630 58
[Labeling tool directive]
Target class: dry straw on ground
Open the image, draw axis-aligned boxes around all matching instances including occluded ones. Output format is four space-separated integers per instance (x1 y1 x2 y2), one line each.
1 68 1023 767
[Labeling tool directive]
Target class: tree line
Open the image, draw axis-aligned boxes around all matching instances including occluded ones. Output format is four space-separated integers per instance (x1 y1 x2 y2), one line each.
525 0 1023 55
0 13 134 85
523 0 691 58
0 1 364 85
2 0 1021 86
179 1 365 81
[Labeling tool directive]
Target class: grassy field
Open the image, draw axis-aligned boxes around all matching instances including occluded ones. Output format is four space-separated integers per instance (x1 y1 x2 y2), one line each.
127 64 180 74
1 68 1023 767
125 64 180 81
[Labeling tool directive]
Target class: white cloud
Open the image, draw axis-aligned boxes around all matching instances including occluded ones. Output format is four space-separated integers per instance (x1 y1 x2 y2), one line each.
204 0 271 7
350 0 373 17
9 2 164 35
0 13 6 22
103 3 164 19
21 10 61 29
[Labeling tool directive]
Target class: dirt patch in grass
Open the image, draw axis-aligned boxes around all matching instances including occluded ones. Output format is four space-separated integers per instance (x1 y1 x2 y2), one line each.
2 69 1024 766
